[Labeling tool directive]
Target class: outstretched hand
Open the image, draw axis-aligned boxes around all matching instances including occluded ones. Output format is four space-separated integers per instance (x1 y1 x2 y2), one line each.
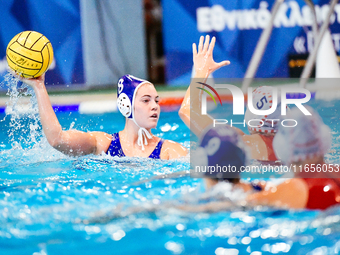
193 35 230 78
9 70 45 88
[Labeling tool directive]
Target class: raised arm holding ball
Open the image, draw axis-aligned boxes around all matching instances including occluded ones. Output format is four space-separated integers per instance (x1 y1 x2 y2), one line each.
8 32 187 160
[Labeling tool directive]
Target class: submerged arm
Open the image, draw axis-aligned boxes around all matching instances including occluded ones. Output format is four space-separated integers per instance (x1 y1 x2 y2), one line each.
179 35 230 137
18 74 110 156
247 178 309 209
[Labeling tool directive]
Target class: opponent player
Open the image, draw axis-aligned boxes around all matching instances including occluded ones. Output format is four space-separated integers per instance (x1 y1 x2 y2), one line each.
268 106 340 210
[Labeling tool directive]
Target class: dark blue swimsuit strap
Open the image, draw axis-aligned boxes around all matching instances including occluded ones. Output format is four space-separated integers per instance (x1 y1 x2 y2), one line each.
106 133 126 157
106 132 165 159
148 138 165 159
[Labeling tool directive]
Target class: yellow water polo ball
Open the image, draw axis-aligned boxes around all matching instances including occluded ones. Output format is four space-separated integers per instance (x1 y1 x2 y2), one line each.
6 31 54 78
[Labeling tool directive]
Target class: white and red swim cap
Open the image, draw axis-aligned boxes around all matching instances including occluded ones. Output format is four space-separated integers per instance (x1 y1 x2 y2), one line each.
273 106 332 165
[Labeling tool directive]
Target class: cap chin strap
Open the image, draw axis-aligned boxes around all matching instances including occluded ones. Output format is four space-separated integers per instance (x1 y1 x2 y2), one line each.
132 118 152 151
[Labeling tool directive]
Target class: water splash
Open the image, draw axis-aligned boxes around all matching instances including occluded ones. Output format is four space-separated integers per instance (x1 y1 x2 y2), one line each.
2 73 42 150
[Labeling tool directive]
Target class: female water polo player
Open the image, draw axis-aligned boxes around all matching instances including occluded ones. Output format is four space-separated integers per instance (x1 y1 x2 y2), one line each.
269 106 340 210
179 35 281 162
14 73 187 159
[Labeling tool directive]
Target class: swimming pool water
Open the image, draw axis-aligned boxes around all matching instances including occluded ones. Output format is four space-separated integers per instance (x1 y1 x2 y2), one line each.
1 89 340 254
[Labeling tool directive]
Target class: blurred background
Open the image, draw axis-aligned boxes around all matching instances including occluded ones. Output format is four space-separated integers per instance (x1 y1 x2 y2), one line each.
0 0 340 89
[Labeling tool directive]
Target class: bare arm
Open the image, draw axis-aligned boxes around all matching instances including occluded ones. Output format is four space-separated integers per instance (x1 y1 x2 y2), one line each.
179 35 230 137
246 178 309 209
160 140 188 160
16 74 110 156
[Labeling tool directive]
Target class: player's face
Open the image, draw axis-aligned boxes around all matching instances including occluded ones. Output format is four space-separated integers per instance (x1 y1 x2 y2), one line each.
134 83 160 129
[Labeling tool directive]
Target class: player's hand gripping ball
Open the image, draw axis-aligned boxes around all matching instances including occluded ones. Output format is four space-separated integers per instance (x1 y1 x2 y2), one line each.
6 31 54 78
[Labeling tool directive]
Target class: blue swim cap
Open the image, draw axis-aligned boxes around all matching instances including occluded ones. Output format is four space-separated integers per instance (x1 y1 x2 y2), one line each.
117 74 149 119
194 126 248 180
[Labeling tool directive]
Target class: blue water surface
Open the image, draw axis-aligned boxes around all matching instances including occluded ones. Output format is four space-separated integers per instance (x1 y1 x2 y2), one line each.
1 85 340 254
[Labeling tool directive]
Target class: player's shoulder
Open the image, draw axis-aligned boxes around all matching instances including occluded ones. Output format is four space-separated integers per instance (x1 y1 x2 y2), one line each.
89 131 113 154
90 131 112 139
161 139 188 160
162 139 185 150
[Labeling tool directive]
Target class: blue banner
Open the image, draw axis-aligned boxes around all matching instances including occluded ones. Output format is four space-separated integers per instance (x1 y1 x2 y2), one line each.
0 0 84 87
162 0 340 85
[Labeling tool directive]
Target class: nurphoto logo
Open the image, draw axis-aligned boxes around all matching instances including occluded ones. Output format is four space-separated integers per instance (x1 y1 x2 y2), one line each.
198 82 312 128
196 82 222 106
